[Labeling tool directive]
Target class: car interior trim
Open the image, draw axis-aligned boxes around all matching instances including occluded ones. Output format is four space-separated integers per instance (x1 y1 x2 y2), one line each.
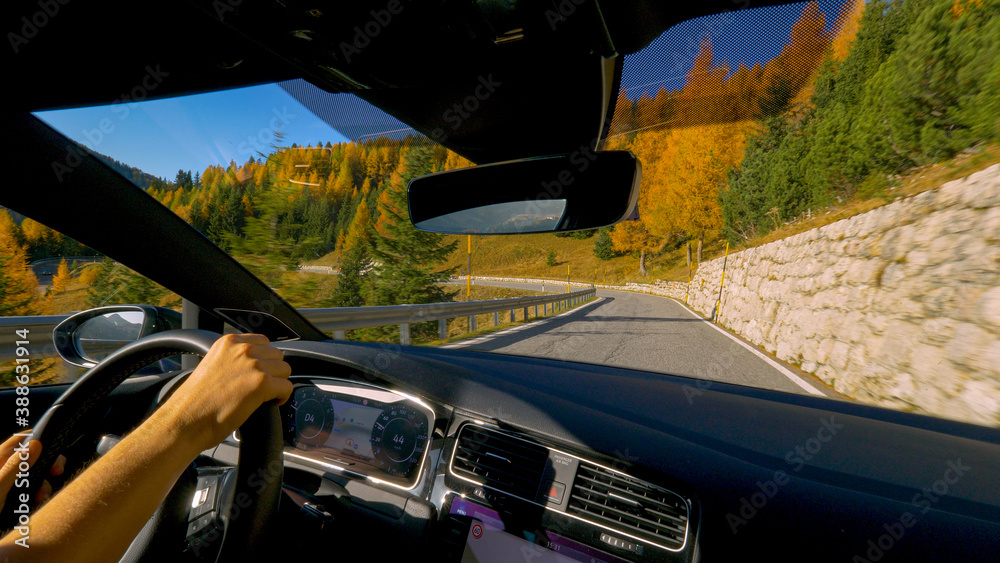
446 420 691 554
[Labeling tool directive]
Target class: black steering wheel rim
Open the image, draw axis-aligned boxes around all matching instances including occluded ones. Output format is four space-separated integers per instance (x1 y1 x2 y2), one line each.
9 329 283 563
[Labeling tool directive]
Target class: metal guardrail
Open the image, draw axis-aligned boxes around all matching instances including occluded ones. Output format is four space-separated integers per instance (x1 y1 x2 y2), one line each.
0 287 597 361
0 316 70 364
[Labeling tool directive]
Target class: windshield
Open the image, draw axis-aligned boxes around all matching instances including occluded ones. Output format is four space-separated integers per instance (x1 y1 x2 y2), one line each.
7 0 1000 429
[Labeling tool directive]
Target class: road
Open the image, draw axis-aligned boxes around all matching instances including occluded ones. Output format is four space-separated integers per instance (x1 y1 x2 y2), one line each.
443 280 834 397
30 256 104 289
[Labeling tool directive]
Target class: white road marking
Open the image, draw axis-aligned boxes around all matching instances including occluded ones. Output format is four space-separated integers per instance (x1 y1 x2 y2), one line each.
668 299 826 396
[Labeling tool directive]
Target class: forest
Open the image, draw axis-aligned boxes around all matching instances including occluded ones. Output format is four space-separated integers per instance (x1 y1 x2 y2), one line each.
607 0 999 272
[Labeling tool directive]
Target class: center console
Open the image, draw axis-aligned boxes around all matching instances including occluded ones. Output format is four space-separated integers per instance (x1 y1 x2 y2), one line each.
436 422 698 563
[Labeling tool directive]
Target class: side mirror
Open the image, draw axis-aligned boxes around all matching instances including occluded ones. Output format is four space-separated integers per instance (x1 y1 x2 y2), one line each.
52 305 181 368
407 151 641 234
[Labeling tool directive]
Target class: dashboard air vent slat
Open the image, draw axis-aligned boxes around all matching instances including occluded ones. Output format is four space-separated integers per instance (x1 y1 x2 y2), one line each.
451 425 549 500
568 462 688 550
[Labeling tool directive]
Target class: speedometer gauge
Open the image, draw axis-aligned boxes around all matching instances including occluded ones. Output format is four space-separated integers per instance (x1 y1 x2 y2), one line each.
285 386 335 448
371 405 429 476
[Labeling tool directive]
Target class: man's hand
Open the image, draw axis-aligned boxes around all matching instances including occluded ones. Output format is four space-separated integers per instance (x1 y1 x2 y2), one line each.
0 332 293 563
0 433 65 513
160 333 294 453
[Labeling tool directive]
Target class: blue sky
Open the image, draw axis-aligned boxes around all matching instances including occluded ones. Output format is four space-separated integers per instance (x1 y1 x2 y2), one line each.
621 0 849 98
36 84 349 180
35 0 849 181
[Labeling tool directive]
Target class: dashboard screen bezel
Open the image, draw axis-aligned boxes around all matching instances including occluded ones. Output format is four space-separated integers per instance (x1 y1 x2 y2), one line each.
281 376 436 491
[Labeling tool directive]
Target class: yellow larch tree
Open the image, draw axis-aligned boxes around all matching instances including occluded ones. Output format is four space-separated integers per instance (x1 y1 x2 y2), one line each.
50 258 71 294
0 212 41 316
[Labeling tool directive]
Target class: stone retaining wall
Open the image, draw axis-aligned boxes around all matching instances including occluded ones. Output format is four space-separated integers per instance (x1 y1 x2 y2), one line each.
671 164 1000 426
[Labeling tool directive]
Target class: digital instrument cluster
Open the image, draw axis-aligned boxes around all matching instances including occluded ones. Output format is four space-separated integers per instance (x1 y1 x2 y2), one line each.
281 378 434 489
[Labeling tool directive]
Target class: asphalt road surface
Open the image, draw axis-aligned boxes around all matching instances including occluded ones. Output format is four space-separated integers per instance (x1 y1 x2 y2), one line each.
30 256 103 290
443 280 834 397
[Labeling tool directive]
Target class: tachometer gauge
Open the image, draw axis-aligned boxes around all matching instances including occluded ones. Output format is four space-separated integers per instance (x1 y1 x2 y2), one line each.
371 404 429 476
285 386 335 448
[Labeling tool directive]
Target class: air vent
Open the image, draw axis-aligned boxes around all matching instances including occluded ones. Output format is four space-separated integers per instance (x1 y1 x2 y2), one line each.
568 462 689 551
451 424 549 500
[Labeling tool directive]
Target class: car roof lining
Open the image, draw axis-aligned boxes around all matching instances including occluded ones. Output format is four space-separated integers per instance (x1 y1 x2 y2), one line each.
6 0 811 164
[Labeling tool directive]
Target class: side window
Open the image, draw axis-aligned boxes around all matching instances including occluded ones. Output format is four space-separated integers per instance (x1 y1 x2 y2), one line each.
0 209 176 386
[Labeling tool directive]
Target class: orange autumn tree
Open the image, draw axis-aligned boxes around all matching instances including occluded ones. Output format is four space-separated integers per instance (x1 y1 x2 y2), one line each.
617 37 753 269
0 212 41 316
829 0 866 63
50 258 71 294
342 197 373 253
755 2 829 113
609 220 660 276
607 2 833 272
642 121 751 244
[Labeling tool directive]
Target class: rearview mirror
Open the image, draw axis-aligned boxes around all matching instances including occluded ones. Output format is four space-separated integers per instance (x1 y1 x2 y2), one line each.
407 151 641 234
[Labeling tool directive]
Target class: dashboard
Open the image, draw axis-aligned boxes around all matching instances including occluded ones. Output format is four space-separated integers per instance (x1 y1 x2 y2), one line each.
7 337 995 561
185 341 1000 563
264 373 697 563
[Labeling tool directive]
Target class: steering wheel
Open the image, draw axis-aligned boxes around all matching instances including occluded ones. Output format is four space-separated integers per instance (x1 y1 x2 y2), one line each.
9 329 283 562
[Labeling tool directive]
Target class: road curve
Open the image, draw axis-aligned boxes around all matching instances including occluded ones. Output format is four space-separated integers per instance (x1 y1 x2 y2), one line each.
443 281 835 397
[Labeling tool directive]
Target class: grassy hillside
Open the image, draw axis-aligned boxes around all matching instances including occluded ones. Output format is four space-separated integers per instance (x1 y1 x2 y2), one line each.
441 233 671 285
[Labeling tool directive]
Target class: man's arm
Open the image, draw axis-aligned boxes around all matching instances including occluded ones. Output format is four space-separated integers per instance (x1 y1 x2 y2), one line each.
0 333 292 563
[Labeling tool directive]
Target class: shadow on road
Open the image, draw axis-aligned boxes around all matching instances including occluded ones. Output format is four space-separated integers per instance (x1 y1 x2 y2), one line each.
457 297 700 352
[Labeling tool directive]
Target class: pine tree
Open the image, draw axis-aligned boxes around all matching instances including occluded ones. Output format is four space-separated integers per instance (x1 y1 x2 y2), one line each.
368 145 458 339
328 242 371 309
870 0 1000 164
325 197 376 310
593 227 619 260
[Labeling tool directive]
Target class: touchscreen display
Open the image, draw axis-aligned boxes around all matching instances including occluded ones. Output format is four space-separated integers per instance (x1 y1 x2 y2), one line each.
462 521 578 563
451 497 629 563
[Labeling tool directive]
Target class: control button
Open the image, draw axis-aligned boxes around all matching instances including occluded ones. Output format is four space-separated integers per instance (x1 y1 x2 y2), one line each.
542 480 566 503
189 476 219 520
192 487 209 509
187 513 216 537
